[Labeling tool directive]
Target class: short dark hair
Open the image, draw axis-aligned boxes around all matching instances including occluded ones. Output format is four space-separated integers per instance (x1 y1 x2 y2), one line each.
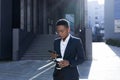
56 19 70 28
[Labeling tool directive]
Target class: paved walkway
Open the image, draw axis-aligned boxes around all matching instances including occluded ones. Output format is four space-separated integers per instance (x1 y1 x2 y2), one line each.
88 42 120 80
0 42 120 80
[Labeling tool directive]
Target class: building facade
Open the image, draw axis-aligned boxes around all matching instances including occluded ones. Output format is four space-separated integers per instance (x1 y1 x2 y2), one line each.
0 0 91 60
104 0 120 40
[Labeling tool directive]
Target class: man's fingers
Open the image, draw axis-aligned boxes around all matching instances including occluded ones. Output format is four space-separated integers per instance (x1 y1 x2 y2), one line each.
50 53 58 58
58 62 64 68
59 60 69 67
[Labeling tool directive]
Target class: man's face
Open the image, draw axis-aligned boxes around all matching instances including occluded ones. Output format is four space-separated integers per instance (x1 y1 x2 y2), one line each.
56 25 70 39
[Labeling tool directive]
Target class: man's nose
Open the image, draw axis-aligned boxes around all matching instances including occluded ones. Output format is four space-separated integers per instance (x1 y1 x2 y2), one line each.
58 32 62 36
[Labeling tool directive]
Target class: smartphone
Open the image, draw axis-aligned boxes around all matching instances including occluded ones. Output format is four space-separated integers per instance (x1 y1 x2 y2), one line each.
48 50 56 54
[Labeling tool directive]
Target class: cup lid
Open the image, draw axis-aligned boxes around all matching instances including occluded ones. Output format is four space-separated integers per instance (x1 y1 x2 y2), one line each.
56 58 63 62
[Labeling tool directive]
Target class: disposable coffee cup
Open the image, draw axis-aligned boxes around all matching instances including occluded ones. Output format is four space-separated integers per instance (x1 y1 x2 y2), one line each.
56 58 63 62
56 58 63 70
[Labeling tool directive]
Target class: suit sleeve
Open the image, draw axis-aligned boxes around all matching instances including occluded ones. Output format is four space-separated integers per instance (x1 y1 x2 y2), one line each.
53 40 56 52
69 39 85 67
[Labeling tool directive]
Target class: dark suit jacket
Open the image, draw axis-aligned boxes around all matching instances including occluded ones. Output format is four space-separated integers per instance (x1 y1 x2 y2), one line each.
53 35 85 80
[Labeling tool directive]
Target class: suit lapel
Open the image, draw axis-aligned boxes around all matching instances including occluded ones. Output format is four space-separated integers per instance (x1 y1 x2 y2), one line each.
63 36 72 59
57 39 62 58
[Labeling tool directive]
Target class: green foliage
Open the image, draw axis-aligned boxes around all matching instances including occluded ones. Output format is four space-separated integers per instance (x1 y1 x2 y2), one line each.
106 39 120 47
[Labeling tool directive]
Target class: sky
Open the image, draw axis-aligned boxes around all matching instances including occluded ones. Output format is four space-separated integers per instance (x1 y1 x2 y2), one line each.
88 0 104 4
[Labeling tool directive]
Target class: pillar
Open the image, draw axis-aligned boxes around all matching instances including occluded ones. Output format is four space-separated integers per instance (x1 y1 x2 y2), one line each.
12 0 20 60
43 0 47 34
0 0 13 60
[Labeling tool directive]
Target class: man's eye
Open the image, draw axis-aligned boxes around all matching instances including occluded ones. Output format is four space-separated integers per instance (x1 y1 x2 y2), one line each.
57 30 64 33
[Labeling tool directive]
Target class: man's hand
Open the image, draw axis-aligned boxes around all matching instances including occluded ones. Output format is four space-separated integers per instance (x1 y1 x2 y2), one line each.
58 60 70 68
50 53 58 59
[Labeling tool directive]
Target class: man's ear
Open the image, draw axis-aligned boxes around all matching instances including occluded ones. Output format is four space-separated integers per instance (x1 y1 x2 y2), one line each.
68 27 70 33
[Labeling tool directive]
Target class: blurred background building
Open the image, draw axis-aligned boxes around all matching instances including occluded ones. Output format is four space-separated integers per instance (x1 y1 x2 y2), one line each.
88 0 104 42
104 0 120 40
0 0 92 60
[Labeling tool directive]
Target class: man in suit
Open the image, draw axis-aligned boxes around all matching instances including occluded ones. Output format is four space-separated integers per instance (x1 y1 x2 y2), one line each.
51 19 85 80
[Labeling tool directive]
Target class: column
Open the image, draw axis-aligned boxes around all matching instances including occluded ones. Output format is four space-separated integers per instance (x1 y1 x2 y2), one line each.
75 0 85 34
33 0 37 34
12 0 20 60
43 0 47 34
0 0 13 60
12 0 20 28
38 0 44 34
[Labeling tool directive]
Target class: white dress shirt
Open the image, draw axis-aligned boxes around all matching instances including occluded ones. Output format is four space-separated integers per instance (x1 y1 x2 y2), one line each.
60 34 71 58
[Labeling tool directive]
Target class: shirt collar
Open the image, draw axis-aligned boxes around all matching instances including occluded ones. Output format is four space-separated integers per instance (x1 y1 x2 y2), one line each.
61 34 71 42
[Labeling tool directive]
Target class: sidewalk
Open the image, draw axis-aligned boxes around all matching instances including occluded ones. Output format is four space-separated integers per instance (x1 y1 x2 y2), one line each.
88 42 120 80
0 42 120 80
78 42 120 80
0 60 54 80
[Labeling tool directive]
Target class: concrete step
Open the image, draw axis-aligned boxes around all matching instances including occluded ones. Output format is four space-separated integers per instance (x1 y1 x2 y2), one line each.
27 47 53 50
26 46 53 52
21 55 50 60
24 52 50 55
21 34 56 60
21 55 51 60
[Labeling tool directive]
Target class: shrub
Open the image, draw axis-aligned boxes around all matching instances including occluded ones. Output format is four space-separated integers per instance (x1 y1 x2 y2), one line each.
106 39 120 47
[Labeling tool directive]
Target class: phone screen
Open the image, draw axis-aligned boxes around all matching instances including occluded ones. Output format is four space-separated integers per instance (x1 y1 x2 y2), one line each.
48 50 56 53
